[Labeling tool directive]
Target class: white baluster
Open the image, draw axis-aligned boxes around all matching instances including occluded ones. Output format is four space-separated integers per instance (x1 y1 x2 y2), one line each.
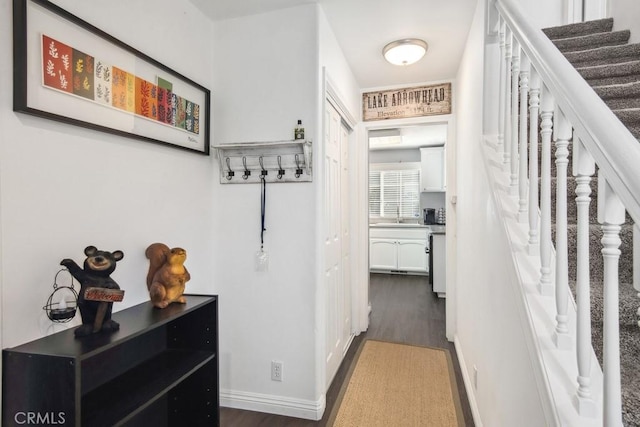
528 68 541 255
504 28 513 169
510 41 520 195
518 54 530 222
573 137 596 416
598 175 625 427
498 17 506 155
553 107 571 350
538 85 554 296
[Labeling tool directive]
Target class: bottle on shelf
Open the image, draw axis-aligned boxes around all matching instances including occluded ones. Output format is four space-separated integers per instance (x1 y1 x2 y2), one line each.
294 120 305 140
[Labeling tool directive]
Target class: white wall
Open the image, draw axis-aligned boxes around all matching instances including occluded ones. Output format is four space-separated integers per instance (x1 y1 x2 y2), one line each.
0 0 215 349
213 4 321 418
212 5 361 419
455 0 548 425
609 0 640 43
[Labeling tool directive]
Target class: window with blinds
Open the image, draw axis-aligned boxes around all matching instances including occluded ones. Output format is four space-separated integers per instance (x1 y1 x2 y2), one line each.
369 168 421 219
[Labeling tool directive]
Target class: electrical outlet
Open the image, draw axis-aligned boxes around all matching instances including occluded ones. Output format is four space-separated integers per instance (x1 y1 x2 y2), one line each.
271 361 283 381
473 365 478 389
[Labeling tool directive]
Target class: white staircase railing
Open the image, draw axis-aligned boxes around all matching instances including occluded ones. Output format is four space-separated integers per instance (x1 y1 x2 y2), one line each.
494 0 640 424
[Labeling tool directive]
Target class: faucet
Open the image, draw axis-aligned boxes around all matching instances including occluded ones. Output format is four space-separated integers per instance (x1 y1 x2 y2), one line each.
396 205 400 223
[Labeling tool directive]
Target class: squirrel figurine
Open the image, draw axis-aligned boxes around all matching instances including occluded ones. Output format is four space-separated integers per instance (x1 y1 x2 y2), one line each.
145 243 190 308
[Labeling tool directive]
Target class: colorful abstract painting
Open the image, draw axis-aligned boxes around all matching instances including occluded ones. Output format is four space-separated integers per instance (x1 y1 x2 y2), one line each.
71 48 94 100
94 59 112 105
42 35 72 93
111 66 135 112
156 77 172 125
135 77 158 120
41 34 201 134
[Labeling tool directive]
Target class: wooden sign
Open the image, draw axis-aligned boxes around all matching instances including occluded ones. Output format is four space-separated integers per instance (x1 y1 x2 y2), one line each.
84 287 125 302
84 287 125 333
363 83 452 122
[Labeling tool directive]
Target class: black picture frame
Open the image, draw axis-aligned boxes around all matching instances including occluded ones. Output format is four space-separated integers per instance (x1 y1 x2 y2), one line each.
13 0 211 155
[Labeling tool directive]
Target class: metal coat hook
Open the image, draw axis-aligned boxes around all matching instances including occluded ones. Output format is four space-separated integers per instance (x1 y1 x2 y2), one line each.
277 155 285 180
242 156 251 180
295 154 303 178
259 156 268 178
225 157 235 180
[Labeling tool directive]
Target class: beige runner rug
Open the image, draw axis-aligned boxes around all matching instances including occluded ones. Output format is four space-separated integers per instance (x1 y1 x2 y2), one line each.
328 340 464 427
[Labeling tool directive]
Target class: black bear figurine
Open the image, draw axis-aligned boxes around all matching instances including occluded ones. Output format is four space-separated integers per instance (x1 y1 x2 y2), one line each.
61 246 124 337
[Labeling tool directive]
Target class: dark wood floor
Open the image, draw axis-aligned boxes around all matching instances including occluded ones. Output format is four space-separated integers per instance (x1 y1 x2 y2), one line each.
221 273 474 426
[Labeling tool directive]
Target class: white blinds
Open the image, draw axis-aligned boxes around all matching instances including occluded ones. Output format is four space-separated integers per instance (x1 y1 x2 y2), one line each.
369 169 420 218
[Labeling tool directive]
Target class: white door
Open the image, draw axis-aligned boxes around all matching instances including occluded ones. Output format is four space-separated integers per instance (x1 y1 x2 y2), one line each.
340 123 352 355
324 100 352 388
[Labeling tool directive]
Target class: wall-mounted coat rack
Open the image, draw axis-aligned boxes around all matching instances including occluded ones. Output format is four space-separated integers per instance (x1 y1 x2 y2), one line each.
213 140 312 184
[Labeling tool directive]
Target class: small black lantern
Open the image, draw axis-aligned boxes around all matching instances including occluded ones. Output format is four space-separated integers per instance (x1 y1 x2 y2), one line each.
43 268 79 322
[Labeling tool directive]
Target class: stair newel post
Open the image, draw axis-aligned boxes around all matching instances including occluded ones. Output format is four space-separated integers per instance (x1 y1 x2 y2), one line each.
498 16 506 155
528 67 541 255
598 175 625 427
552 107 572 349
518 53 530 222
510 40 521 195
572 136 596 416
538 84 554 296
503 27 513 169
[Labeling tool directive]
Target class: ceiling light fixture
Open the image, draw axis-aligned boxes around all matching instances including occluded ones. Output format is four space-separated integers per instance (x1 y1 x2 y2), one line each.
382 38 428 66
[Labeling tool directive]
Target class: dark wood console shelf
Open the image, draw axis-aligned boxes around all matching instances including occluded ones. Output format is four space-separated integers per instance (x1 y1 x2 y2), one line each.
2 294 219 427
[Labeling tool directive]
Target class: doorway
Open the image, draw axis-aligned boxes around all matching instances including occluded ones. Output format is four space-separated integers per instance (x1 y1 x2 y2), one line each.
363 117 455 341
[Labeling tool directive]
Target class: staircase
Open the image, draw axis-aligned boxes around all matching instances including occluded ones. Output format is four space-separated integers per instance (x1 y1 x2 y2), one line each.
543 19 638 426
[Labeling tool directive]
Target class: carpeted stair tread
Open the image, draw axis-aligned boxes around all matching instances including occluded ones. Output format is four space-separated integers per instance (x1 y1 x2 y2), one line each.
564 43 640 67
542 18 613 40
552 30 630 53
568 278 640 427
569 280 639 332
577 60 640 80
594 81 640 100
556 223 634 285
549 176 598 223
612 109 640 139
544 18 639 424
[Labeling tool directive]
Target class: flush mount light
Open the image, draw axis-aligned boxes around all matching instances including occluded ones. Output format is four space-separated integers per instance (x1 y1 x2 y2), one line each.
382 38 428 66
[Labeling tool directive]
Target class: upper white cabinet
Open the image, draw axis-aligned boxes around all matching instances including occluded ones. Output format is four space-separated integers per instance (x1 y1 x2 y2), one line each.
420 146 446 192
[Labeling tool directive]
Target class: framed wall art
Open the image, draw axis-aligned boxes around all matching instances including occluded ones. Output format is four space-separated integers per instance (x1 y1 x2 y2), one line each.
363 82 452 122
13 0 211 155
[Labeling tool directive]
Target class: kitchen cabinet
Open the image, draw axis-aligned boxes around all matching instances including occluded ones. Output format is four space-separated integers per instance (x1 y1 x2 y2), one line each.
431 233 447 298
370 227 429 274
2 295 219 427
420 146 446 192
370 238 398 270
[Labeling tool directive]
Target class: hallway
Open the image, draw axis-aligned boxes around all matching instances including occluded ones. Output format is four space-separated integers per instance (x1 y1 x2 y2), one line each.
221 274 474 426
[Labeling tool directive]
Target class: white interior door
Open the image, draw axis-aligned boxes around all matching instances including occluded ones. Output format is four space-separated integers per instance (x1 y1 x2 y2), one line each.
324 100 352 389
340 123 352 356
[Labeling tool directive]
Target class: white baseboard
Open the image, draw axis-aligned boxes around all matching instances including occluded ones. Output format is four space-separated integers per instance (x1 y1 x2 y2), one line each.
454 335 483 427
220 389 325 421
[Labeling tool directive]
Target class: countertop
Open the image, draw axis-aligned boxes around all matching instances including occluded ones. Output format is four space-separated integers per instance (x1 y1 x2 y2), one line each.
369 223 446 233
429 225 446 234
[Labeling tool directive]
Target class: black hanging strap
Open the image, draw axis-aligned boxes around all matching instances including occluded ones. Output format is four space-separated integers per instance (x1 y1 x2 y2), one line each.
260 178 266 248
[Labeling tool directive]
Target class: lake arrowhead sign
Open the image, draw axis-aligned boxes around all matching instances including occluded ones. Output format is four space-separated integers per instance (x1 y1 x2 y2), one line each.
363 82 452 121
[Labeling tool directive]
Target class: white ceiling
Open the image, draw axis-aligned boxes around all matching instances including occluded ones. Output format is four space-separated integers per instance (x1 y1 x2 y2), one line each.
189 0 478 88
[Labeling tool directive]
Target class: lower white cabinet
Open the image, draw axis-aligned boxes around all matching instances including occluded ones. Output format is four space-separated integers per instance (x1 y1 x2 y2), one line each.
370 239 398 270
370 227 429 274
